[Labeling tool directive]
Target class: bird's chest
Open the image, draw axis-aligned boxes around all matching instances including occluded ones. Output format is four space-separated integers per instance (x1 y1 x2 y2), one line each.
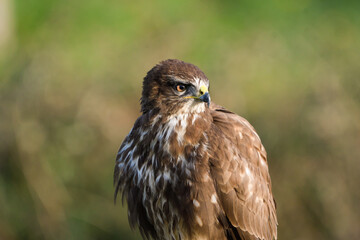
132 116 210 239
139 166 193 240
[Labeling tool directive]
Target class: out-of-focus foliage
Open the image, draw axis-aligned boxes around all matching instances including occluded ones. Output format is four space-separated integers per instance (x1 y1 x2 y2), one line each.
1 0 360 239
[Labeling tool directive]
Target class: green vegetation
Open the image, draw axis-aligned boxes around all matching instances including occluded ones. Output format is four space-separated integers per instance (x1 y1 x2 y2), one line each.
1 0 360 239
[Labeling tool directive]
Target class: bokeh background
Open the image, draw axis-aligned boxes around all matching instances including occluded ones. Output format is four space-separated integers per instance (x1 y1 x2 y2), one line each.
1 0 360 239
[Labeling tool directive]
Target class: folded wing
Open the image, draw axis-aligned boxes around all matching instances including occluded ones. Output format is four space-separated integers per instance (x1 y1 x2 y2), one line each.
208 104 277 240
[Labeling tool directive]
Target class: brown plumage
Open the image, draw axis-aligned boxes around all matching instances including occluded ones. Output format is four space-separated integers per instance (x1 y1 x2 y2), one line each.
114 59 277 240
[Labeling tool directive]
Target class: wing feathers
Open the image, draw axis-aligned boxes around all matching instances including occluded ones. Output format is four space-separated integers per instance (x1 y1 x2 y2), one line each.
209 104 277 240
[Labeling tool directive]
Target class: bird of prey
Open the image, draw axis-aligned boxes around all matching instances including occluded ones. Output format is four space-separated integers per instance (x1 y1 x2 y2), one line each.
114 59 277 240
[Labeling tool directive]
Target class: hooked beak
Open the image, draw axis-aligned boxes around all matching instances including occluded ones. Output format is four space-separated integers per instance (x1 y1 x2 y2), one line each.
197 85 210 107
199 85 210 107
184 85 211 107
199 92 210 107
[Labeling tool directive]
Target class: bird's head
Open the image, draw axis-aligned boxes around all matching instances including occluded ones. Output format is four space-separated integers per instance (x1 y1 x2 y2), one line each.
141 59 211 115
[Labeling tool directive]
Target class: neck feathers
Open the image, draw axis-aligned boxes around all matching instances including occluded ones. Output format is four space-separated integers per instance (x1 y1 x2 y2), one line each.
151 112 210 160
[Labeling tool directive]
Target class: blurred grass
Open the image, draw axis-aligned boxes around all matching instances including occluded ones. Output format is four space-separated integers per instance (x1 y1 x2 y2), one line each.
1 0 360 239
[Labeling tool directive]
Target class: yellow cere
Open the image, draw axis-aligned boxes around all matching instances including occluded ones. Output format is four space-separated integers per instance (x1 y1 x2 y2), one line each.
199 85 208 95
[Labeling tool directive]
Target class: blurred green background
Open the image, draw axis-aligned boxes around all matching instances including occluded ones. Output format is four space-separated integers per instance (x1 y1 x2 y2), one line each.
1 0 360 239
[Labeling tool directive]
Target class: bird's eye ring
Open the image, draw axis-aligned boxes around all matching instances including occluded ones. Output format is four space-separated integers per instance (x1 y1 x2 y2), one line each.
176 84 186 92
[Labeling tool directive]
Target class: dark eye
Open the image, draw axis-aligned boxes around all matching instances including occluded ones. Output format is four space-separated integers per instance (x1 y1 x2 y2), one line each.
176 84 186 92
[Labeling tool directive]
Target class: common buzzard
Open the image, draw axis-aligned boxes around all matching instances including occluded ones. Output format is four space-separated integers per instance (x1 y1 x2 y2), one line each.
114 59 277 240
